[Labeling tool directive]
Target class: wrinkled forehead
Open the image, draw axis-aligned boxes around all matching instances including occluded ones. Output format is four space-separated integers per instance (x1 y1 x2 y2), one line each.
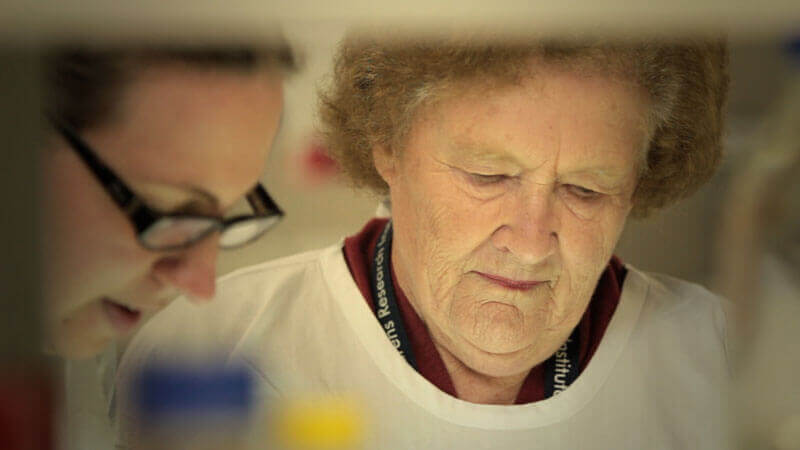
401 58 653 163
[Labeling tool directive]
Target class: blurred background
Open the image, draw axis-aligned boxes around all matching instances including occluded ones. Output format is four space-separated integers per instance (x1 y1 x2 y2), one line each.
1 1 799 448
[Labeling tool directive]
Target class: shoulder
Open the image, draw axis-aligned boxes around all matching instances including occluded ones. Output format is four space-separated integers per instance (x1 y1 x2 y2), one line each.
212 245 337 312
122 244 344 363
624 266 734 368
627 266 730 318
218 244 336 292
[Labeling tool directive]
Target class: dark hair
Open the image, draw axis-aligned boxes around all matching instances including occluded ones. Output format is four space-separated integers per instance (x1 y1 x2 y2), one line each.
44 44 297 132
319 36 729 217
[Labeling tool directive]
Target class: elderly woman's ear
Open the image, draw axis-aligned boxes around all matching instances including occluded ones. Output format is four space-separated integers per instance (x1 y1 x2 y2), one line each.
372 145 397 185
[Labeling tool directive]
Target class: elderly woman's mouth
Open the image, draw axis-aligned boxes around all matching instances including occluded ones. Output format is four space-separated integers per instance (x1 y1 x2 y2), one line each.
474 272 544 291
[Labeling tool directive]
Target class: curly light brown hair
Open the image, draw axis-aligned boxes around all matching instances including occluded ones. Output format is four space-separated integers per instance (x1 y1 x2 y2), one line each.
319 35 728 217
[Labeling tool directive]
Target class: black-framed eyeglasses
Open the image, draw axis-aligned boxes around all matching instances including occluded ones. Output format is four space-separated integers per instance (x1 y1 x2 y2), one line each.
51 120 284 252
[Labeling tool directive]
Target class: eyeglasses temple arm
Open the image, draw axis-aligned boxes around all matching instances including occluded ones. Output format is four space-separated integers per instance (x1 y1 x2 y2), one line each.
246 183 283 217
49 119 139 210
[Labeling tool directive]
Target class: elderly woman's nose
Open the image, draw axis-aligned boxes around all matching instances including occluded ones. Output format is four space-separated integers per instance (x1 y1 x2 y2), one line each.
490 190 558 263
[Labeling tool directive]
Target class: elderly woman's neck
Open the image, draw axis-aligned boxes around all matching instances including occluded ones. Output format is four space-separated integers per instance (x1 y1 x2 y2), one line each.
435 343 528 405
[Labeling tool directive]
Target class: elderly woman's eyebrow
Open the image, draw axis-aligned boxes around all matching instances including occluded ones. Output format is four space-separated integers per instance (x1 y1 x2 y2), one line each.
559 166 634 188
449 142 632 182
448 141 525 166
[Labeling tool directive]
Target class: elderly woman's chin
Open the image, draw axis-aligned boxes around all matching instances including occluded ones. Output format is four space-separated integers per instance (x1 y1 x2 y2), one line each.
448 335 542 379
447 305 555 377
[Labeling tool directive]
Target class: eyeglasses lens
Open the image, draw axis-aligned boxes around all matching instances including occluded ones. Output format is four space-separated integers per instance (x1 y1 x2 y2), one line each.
219 216 282 249
140 217 219 250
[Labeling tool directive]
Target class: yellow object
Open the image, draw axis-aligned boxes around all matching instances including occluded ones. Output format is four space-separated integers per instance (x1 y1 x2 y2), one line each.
271 393 365 449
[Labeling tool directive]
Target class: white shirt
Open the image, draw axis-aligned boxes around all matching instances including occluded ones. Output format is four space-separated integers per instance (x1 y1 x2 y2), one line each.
116 242 733 449
61 345 118 450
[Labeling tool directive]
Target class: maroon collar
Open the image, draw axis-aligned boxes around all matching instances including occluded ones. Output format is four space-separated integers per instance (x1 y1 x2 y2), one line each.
343 218 625 403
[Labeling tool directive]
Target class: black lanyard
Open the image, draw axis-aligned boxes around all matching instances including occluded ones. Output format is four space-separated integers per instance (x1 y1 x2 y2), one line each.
369 220 580 398
369 220 417 368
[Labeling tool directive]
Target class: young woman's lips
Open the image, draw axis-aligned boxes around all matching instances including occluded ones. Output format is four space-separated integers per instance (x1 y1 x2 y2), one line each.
101 298 141 333
475 272 543 291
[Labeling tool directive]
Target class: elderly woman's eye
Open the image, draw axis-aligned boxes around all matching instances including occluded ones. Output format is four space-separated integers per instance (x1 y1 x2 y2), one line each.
467 172 509 185
565 184 602 200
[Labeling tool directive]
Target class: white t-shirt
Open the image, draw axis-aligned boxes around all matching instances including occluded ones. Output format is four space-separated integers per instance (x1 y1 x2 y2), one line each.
61 344 118 450
116 243 733 449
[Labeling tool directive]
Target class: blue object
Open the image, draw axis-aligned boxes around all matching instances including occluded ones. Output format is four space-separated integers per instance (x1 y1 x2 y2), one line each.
135 362 254 420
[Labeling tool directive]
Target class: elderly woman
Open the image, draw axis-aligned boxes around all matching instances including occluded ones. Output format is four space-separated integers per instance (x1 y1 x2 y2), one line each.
117 36 730 449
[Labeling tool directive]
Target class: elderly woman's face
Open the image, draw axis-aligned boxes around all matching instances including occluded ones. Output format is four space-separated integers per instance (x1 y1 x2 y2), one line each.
375 64 649 379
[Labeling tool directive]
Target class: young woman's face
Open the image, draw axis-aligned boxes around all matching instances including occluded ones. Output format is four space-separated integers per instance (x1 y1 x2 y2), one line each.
42 64 284 358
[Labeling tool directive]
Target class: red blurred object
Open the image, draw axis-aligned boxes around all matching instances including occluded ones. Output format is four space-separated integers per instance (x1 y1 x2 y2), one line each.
0 365 54 450
301 141 339 184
